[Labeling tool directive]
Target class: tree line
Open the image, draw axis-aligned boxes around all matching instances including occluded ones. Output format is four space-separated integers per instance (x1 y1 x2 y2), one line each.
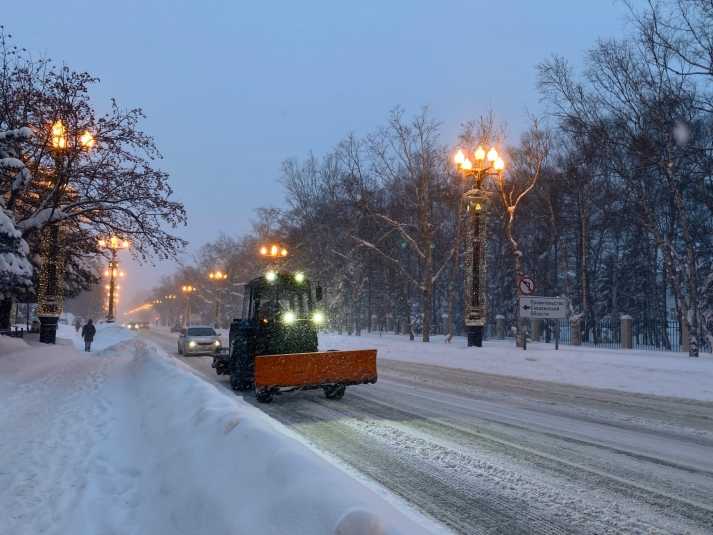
151 0 713 357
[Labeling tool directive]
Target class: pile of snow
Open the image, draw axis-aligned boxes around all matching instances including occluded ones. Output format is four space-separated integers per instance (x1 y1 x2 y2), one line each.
0 328 433 534
0 335 82 400
125 342 431 534
56 321 137 351
318 333 713 402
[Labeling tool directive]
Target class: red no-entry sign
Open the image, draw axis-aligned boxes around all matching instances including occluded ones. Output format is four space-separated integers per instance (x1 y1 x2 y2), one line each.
519 276 535 295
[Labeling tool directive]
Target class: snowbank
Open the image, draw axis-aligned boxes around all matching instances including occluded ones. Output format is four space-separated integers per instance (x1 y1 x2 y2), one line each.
0 323 136 401
1 329 433 534
0 335 81 400
318 333 713 401
54 321 137 351
126 342 432 535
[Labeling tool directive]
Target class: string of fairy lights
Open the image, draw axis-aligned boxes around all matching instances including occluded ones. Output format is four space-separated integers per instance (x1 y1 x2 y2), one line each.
36 225 67 318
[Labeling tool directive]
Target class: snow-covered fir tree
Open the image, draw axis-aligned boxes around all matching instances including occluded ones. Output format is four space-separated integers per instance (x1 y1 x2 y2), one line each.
0 128 34 305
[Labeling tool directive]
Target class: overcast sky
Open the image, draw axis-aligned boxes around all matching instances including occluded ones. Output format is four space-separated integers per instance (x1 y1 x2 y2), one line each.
4 0 642 313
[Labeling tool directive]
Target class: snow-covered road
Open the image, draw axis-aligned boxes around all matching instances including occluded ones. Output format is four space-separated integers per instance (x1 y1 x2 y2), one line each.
140 328 713 534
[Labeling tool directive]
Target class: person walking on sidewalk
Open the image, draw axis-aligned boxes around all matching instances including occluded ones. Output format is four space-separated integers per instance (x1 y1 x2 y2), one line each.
81 319 96 352
75 318 82 333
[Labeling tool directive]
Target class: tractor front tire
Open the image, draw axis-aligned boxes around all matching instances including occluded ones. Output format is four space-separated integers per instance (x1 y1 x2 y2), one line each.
177 343 182 355
324 385 346 400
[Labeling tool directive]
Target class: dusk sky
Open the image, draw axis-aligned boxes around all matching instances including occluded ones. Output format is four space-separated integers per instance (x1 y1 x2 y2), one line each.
4 0 642 311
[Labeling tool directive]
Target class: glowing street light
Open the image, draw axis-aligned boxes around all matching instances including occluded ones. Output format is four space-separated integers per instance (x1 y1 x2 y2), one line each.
38 120 97 343
208 271 228 328
182 285 196 327
453 145 506 347
98 236 130 323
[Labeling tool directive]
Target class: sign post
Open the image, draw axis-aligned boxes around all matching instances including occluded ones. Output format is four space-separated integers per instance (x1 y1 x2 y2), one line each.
517 276 535 350
519 296 567 350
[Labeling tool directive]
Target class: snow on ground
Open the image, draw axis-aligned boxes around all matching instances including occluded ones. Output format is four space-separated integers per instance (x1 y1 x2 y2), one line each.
319 332 713 402
0 326 432 535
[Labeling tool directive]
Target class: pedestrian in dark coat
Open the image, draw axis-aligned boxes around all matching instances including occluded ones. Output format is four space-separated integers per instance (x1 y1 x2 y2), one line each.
81 319 96 352
75 319 82 333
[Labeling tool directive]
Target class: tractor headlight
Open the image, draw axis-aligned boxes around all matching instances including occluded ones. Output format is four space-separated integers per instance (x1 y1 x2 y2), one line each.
266 271 276 281
295 272 304 282
214 340 221 346
313 312 324 324
188 341 196 348
284 312 295 324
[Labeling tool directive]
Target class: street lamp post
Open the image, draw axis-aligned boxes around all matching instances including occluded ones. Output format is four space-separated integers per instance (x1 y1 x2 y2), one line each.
152 300 162 325
37 121 95 343
453 146 505 347
208 271 228 328
164 294 176 324
260 245 288 272
98 236 129 323
182 286 196 326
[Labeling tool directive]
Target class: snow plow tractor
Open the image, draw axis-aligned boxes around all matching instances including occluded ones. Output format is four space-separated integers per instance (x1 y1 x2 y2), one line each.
213 271 377 403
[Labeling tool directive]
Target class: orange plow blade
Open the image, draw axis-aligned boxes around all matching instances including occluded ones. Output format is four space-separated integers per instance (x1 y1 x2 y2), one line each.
254 349 377 389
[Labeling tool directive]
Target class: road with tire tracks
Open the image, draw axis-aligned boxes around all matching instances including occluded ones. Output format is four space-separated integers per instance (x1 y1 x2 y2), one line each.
138 327 713 534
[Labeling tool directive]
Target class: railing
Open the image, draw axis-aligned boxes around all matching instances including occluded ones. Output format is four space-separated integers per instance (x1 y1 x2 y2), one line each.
0 327 27 339
491 318 694 353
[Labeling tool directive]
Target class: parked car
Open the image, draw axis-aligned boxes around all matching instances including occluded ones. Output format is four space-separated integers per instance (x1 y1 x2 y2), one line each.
178 326 221 356
139 321 151 329
127 322 139 330
170 323 183 333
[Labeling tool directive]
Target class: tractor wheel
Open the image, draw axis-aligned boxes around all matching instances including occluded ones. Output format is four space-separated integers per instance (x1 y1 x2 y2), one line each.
177 343 182 355
324 385 346 400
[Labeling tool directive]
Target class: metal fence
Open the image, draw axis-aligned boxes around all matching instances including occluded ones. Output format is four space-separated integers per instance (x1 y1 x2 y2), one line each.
491 318 694 353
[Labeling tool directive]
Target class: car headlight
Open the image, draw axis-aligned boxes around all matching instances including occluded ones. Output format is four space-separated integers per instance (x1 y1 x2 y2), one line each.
284 312 295 324
313 312 324 324
295 272 304 282
188 341 196 348
214 340 221 346
266 271 276 281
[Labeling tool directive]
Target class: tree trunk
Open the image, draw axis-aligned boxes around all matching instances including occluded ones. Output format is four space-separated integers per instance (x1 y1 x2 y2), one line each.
396 270 414 341
0 298 12 330
354 281 361 336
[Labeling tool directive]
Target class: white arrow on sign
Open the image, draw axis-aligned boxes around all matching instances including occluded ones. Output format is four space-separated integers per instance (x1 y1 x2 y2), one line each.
520 296 567 319
519 276 535 295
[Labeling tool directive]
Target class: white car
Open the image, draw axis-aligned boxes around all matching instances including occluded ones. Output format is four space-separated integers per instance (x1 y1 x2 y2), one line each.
178 326 221 356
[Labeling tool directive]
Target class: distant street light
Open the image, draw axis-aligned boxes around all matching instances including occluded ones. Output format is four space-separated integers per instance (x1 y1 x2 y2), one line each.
98 236 129 323
260 245 288 277
164 294 176 324
208 271 228 329
454 145 505 347
182 285 196 326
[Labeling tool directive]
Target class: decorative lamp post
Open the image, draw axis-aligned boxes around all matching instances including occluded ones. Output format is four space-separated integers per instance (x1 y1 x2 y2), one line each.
152 299 162 325
182 285 196 326
208 271 228 328
98 236 129 323
453 146 505 347
37 121 95 343
260 245 288 274
164 294 176 324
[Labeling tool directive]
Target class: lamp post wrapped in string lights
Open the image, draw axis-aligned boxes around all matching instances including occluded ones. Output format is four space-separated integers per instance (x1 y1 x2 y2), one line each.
37 120 95 343
98 236 129 323
453 146 505 347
